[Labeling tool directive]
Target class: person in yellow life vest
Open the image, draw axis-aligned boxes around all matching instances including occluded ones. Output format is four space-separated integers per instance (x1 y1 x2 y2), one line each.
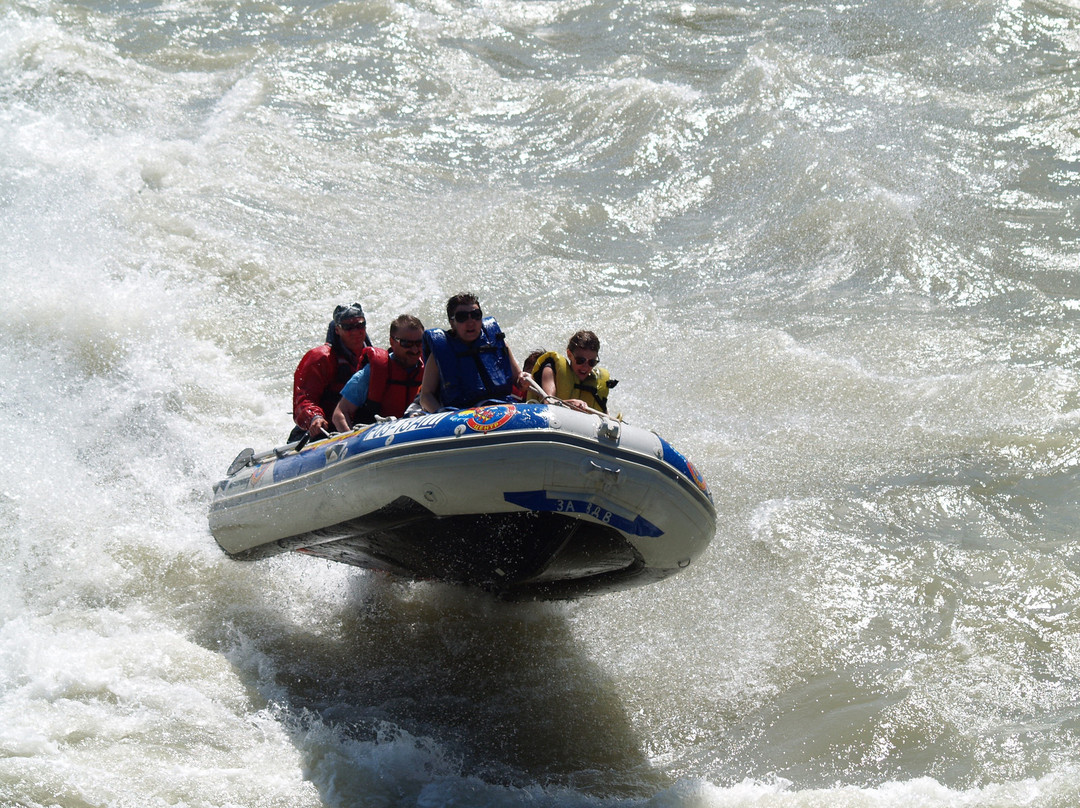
530 330 617 413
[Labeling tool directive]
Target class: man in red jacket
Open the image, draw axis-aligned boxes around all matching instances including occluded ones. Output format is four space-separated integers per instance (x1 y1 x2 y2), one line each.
290 302 370 441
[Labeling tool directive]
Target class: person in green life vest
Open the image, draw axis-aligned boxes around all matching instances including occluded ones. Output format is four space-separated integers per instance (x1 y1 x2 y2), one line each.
530 330 617 414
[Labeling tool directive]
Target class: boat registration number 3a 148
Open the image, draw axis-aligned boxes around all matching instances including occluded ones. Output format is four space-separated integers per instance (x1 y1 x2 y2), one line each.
554 498 613 523
502 490 663 538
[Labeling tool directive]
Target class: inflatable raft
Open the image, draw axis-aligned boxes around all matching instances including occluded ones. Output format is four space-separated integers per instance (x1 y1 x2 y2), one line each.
208 403 715 600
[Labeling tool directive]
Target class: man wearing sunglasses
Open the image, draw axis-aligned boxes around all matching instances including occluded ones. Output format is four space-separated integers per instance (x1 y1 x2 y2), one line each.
419 292 529 412
290 302 372 441
530 330 617 414
332 314 425 430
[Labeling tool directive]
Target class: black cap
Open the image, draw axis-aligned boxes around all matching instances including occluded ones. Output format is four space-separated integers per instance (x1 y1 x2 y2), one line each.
333 302 365 324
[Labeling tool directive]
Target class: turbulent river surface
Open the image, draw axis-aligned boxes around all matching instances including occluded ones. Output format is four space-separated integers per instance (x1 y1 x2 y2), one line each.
3 0 1080 805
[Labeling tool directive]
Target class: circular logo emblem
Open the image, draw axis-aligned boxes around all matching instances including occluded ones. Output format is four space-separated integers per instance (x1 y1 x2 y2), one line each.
462 404 516 433
686 459 710 494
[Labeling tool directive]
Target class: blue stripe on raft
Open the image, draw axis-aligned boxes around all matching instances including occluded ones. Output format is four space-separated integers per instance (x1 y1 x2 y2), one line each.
355 403 551 448
503 490 664 538
660 438 713 502
269 404 551 483
273 446 328 481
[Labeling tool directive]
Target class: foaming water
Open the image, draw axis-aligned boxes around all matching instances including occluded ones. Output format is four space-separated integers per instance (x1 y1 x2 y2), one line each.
3 0 1080 805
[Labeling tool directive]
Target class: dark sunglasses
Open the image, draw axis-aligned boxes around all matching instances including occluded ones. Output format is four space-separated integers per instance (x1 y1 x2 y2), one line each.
572 355 599 368
452 309 483 323
339 320 367 331
393 336 422 348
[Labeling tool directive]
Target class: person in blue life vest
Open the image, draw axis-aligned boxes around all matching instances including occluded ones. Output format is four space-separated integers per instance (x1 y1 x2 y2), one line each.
529 329 617 414
419 292 531 412
332 314 425 430
290 302 371 441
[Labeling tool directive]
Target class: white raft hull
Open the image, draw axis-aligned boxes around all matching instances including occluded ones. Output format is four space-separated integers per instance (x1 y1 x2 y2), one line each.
208 403 715 600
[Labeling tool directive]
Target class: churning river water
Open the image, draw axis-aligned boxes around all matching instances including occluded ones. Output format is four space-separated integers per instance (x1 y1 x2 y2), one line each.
3 0 1080 805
